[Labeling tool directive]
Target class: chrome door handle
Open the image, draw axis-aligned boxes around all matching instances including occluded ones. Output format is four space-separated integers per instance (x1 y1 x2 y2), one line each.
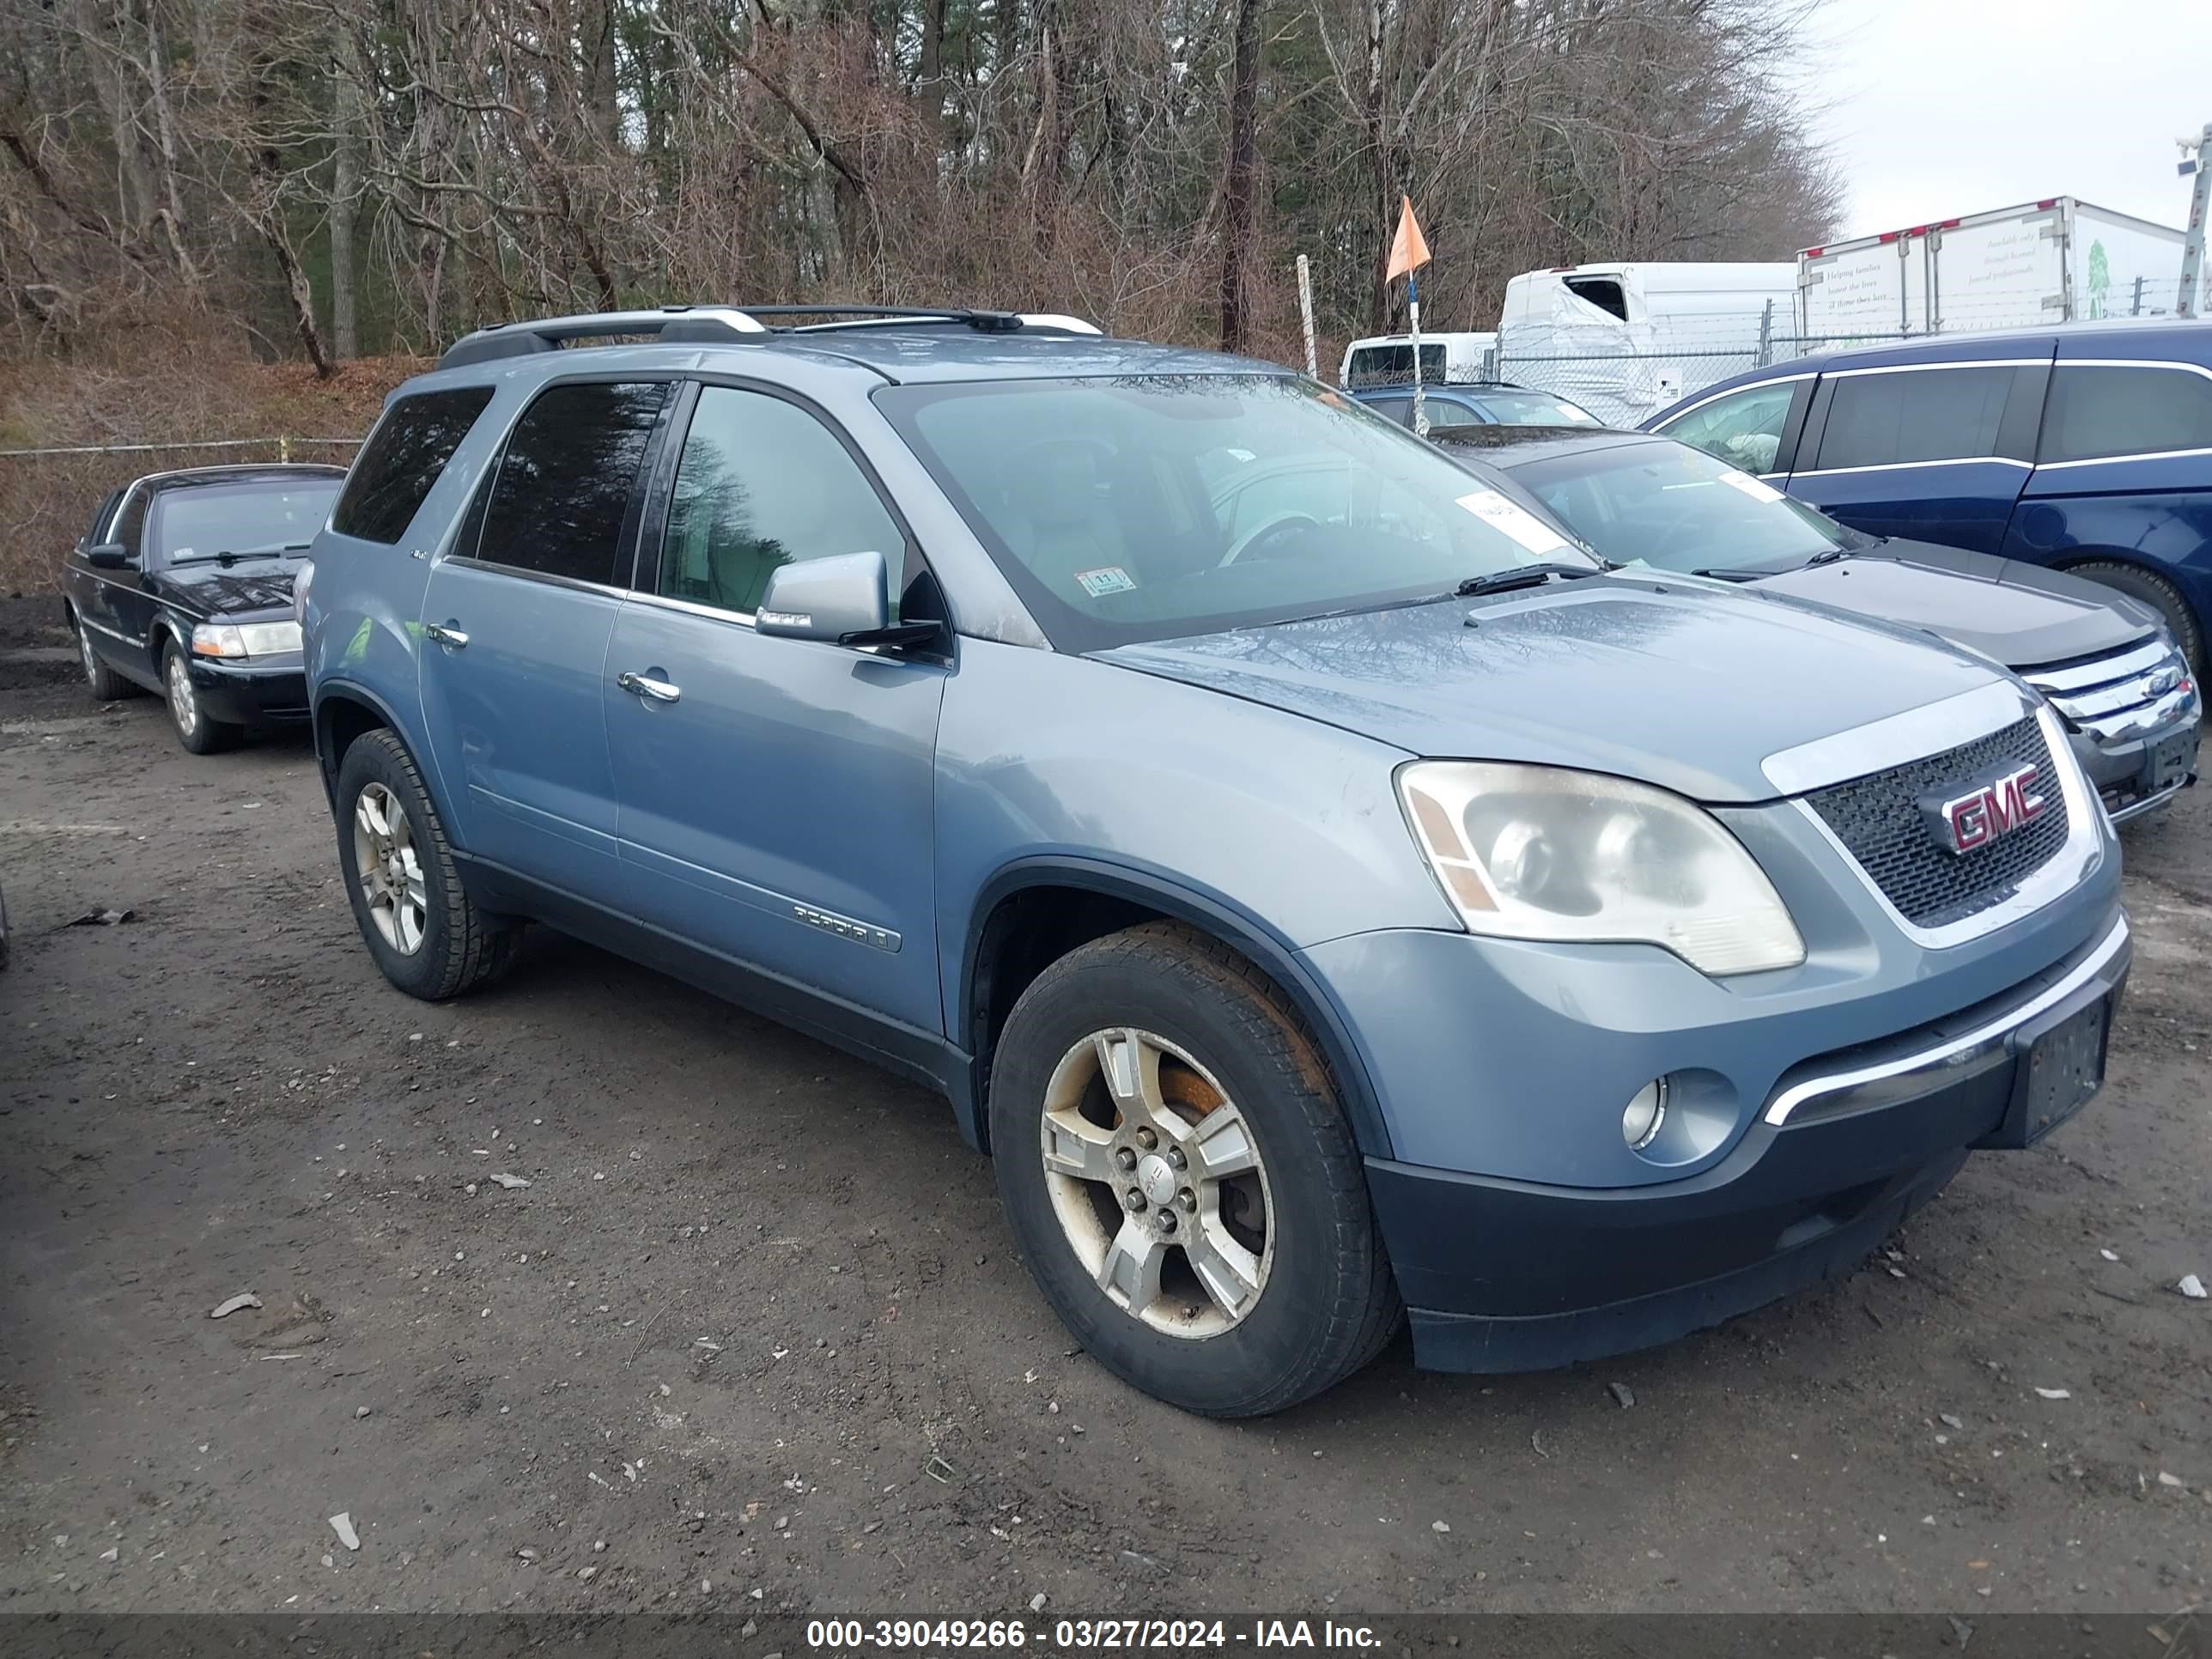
425 623 469 648
617 671 681 703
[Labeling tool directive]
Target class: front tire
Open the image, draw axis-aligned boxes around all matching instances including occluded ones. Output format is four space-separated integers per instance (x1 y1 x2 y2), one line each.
988 922 1400 1416
162 642 240 755
334 728 517 1000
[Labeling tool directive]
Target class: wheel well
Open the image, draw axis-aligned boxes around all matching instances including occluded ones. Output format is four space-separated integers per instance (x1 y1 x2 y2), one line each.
316 694 389 794
969 888 1164 1104
961 883 1382 1160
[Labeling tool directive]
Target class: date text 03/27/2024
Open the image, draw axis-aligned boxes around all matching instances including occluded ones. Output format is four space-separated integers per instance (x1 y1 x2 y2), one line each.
805 1620 1384 1650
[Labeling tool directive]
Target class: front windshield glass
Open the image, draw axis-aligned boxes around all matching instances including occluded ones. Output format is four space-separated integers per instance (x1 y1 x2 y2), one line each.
877 374 1594 650
1510 441 1844 573
152 478 340 562
1474 390 1600 426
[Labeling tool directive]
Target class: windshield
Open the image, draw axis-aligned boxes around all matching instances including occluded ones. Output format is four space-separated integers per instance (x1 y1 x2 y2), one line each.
1345 343 1444 387
1472 390 1600 427
152 478 340 562
1508 441 1846 574
877 374 1594 651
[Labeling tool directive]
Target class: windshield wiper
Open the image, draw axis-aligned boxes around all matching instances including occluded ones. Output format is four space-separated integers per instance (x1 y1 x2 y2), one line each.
1455 562 1607 598
1689 567 1760 582
1804 546 1850 566
172 542 313 566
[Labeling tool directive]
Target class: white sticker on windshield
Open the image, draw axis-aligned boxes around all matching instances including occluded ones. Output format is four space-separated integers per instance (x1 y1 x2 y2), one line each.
1715 470 1786 503
1075 565 1137 598
1455 489 1570 554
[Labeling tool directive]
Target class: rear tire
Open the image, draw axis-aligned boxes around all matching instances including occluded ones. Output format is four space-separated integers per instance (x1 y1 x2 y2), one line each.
988 921 1400 1416
2067 560 2204 684
162 641 240 755
334 727 518 1000
75 615 131 702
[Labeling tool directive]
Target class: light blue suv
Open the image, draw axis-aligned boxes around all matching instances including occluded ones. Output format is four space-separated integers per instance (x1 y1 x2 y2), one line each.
301 306 2129 1416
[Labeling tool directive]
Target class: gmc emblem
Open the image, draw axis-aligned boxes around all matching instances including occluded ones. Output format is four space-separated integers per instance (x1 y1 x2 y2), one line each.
1929 764 2045 854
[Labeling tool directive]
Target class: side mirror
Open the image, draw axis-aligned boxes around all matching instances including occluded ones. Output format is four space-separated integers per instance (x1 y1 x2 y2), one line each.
85 542 133 570
755 550 934 648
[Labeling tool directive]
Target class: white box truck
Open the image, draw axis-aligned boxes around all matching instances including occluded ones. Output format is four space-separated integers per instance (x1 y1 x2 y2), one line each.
1797 198 2187 338
1492 262 1796 426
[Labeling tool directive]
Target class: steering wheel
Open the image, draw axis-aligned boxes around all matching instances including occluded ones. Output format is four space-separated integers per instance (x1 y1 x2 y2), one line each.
1221 513 1322 566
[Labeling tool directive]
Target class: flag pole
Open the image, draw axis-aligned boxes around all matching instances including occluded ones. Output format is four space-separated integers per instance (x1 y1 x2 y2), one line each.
1407 268 1426 437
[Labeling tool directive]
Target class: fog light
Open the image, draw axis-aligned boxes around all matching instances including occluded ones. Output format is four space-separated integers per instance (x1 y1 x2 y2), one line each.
1622 1079 1668 1151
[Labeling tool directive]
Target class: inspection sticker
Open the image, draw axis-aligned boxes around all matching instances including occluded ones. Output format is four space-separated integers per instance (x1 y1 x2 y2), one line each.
1075 566 1138 597
1455 489 1571 554
1715 470 1787 503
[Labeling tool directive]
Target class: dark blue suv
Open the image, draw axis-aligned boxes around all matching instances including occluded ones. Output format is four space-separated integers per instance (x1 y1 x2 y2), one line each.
1646 319 2212 684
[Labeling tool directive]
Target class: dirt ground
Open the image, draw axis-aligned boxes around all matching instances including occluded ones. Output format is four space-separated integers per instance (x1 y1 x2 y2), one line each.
1 592 2207 1617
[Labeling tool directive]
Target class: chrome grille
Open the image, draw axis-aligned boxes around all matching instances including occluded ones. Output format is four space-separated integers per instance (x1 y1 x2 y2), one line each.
1805 716 2069 929
2022 637 2192 744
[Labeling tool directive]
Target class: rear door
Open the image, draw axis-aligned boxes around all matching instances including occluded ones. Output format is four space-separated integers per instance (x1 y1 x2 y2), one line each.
1784 352 2051 553
417 379 670 898
605 380 949 1034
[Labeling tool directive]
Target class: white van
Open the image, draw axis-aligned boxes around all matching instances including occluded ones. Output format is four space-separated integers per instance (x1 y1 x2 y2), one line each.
1492 263 1795 425
1339 331 1497 387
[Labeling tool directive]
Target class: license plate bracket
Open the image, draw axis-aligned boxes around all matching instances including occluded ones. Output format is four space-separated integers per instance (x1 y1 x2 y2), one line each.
1982 997 2110 1148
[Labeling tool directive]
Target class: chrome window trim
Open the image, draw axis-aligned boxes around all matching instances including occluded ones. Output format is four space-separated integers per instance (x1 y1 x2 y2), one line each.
2037 443 2212 471
623 587 758 631
1788 703 2105 951
2021 639 2170 693
439 553 630 602
1822 357 2050 379
1761 911 2129 1126
1648 373 1812 431
1788 455 2035 480
2055 356 2212 381
1761 679 2031 796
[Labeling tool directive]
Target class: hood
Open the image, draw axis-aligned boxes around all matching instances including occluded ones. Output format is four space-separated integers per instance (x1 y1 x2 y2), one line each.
1093 576 2005 803
152 560 301 620
1757 542 2156 671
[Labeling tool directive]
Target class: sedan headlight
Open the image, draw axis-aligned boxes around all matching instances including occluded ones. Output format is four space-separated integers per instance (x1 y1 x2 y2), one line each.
192 620 303 659
1398 761 1805 975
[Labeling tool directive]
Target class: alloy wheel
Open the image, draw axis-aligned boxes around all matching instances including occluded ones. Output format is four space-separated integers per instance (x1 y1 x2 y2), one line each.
166 650 198 738
1037 1027 1274 1339
352 781 428 955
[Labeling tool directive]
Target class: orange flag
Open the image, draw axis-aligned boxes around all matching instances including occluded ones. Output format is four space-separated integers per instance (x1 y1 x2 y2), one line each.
1385 195 1431 283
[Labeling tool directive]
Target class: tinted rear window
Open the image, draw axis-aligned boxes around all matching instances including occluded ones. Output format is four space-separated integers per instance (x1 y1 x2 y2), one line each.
476 381 666 586
2041 364 2212 464
1815 366 2017 471
332 386 495 544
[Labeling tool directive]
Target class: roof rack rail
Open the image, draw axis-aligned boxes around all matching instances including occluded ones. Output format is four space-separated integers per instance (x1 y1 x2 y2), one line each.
438 303 1102 367
438 307 770 369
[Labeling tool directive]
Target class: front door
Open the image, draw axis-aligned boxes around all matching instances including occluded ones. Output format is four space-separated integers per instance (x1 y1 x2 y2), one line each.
605 382 948 1034
417 379 669 897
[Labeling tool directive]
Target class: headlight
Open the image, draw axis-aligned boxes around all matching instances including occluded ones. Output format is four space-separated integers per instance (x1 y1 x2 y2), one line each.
192 620 303 659
1398 760 1806 975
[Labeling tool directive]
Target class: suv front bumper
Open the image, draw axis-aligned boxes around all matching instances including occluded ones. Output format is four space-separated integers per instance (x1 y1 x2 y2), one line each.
1365 913 2128 1371
2070 699 2199 823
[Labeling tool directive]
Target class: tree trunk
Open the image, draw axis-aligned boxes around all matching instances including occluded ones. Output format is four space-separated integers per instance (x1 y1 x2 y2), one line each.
1362 0 1392 331
1218 0 1264 351
266 218 335 378
329 52 362 359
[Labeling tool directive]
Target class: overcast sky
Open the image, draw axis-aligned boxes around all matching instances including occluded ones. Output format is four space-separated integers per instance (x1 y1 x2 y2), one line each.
1801 0 2212 240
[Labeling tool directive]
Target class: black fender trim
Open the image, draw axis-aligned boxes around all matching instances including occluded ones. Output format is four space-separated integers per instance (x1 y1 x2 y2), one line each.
958 856 1395 1160
310 678 422 811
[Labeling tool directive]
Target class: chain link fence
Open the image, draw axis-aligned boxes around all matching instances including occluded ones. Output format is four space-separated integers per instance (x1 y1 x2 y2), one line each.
1 436 362 593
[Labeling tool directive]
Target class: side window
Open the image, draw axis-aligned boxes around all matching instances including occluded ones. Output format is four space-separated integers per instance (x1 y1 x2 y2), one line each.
1367 398 1413 427
656 386 904 617
1659 381 1794 473
332 386 495 544
478 381 667 586
2041 365 2212 464
1815 366 2016 471
112 490 149 557
1422 401 1481 429
85 488 125 546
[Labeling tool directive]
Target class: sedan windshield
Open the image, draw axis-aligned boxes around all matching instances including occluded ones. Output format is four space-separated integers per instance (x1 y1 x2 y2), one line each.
153 479 341 563
1507 440 1849 574
1471 389 1600 426
877 374 1595 650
